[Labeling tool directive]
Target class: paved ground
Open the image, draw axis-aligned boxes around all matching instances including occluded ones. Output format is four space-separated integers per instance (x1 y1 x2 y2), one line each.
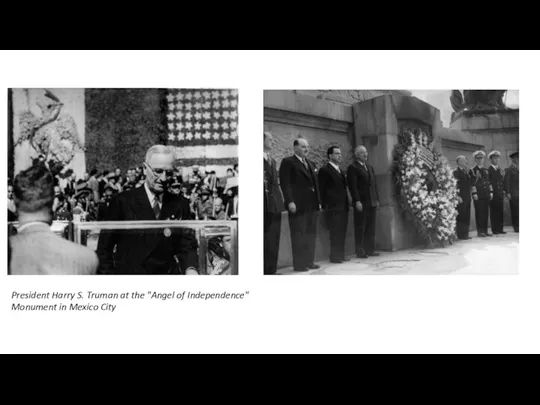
277 226 519 275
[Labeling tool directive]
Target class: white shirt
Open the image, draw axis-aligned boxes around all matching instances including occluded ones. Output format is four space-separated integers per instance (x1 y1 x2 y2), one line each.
295 154 307 165
491 164 499 170
329 161 340 173
357 160 368 170
144 182 162 209
263 152 268 161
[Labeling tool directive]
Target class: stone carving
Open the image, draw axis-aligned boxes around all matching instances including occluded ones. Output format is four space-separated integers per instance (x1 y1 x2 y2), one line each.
295 90 412 105
450 90 509 119
16 89 84 167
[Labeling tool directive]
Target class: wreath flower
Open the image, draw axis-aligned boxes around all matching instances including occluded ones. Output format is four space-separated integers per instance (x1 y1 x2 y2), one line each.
393 130 459 248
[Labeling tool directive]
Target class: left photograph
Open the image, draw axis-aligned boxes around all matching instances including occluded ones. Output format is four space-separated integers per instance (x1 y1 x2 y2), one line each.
7 88 239 275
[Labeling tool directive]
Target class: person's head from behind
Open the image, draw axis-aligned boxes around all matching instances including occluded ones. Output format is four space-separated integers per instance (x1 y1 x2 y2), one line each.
13 164 55 225
144 145 176 195
327 146 342 165
90 168 98 178
293 138 309 159
227 168 234 177
210 170 216 178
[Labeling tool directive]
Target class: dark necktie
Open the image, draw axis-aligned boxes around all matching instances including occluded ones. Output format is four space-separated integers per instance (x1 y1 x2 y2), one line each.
152 196 161 219
302 158 309 170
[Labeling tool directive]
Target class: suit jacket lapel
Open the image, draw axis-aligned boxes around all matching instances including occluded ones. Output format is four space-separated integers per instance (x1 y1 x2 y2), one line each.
327 163 345 184
292 155 310 178
133 186 157 220
160 193 180 220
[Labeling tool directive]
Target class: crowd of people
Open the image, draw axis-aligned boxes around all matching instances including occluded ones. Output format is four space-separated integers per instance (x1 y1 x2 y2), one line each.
8 158 239 223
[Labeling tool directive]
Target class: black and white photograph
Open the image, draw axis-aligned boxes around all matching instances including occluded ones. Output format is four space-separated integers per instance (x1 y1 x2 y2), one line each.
264 89 519 275
7 88 239 275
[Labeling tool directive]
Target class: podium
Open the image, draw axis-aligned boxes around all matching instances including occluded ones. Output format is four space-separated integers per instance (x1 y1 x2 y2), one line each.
8 220 238 275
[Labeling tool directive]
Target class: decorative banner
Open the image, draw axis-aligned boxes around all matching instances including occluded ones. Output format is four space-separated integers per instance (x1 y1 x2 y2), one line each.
165 89 238 146
418 145 435 169
165 89 238 176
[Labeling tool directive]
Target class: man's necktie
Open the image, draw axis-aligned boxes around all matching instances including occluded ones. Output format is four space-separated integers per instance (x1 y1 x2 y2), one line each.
302 158 309 170
152 197 161 219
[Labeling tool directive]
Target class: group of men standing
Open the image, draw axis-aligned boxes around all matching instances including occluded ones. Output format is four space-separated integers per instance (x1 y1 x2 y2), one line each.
264 132 380 275
264 131 520 275
453 149 519 239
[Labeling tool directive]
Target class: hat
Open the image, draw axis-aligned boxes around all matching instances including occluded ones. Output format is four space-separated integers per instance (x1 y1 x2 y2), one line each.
473 150 485 158
488 150 501 159
171 176 182 186
509 151 519 159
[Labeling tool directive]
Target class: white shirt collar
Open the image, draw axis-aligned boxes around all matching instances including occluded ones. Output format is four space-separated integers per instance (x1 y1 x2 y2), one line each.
357 160 367 167
144 182 162 208
329 161 340 172
491 164 499 170
17 221 50 233
263 152 268 160
295 154 306 163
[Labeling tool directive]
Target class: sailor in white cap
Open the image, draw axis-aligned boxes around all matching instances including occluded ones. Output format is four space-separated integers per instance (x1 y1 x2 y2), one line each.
487 150 506 234
453 155 473 239
469 150 493 237
504 151 519 232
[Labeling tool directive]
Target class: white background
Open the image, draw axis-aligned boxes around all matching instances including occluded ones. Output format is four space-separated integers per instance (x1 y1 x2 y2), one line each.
0 50 538 354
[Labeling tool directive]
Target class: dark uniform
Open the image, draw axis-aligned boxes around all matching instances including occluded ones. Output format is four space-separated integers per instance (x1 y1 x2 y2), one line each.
453 166 472 239
264 154 285 274
488 164 506 234
470 164 493 236
504 156 519 232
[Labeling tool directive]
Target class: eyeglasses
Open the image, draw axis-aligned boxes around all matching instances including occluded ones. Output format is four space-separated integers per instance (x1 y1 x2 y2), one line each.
145 163 174 178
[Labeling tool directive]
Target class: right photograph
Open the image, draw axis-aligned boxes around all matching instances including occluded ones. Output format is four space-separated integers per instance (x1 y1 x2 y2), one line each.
263 90 519 275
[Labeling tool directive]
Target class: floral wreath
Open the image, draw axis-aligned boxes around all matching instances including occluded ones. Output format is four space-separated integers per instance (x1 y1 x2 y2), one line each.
392 130 459 248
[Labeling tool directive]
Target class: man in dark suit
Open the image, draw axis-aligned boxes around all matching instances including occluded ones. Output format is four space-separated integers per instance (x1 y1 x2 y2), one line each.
347 145 380 258
279 138 321 272
96 145 199 275
264 131 284 275
453 155 473 240
470 150 493 237
487 150 506 235
504 151 519 233
318 146 350 263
